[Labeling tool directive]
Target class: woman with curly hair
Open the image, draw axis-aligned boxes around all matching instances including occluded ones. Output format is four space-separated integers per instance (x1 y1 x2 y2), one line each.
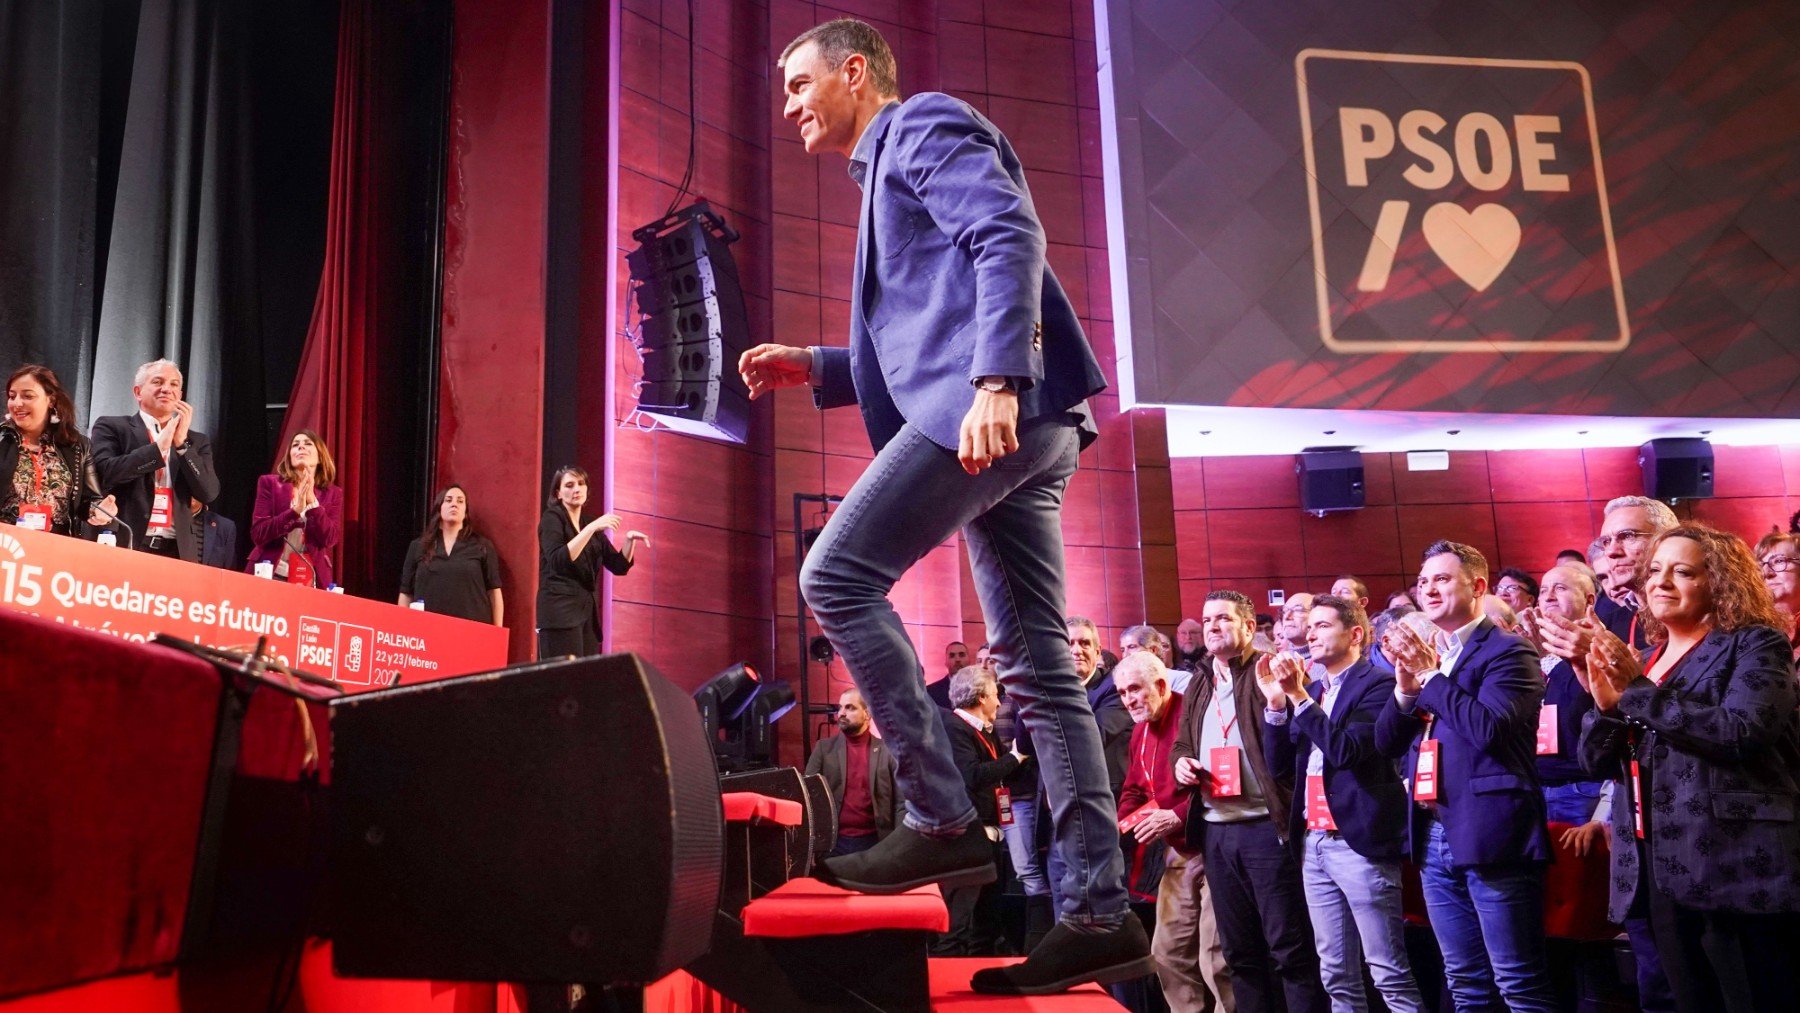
1579 523 1800 1012
2 365 116 536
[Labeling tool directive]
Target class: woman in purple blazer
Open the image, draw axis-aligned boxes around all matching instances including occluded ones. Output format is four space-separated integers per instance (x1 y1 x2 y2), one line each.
246 429 342 588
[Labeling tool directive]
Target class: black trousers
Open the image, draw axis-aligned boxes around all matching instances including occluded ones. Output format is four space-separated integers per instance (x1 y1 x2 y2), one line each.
538 613 600 659
1202 817 1325 1013
1647 884 1800 1013
934 837 1006 956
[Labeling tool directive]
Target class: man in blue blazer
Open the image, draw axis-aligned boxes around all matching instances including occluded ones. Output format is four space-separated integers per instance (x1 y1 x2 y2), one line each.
740 19 1137 996
1263 595 1423 1012
1376 541 1557 1011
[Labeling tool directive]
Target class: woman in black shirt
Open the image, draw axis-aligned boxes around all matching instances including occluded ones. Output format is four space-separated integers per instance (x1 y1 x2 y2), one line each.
537 465 647 658
398 484 503 625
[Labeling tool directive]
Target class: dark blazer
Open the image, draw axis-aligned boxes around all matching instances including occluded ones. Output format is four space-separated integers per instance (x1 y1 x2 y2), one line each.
804 731 899 841
535 507 631 630
0 423 105 537
245 474 343 588
1088 672 1134 800
1174 651 1294 848
1578 625 1800 920
811 94 1107 453
89 415 219 563
197 508 238 570
1265 656 1410 862
944 711 1022 827
1536 658 1598 785
1375 617 1552 867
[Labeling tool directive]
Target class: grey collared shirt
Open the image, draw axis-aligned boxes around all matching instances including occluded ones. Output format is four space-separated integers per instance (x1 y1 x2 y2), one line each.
847 99 901 189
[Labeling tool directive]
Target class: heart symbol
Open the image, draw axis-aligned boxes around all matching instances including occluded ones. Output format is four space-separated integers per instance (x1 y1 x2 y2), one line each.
1421 203 1521 292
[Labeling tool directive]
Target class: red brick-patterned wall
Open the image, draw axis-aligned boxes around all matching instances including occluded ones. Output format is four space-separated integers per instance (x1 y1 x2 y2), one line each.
1171 445 1800 617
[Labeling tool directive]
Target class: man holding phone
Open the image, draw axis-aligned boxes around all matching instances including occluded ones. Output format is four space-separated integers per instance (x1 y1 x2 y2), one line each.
1173 590 1323 1013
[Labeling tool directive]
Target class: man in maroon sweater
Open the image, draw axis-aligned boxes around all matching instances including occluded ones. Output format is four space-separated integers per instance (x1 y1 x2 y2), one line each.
806 688 898 855
1114 652 1234 1012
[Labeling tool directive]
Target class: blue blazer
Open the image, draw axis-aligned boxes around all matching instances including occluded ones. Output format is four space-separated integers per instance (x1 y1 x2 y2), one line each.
813 94 1107 453
1536 658 1598 785
1577 625 1800 920
1265 657 1410 862
1375 617 1552 867
198 508 238 570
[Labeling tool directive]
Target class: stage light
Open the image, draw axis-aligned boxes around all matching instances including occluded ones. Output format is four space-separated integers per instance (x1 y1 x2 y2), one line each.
693 662 794 773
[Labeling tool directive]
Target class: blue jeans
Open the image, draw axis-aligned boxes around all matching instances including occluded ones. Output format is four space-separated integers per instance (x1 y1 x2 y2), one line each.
1419 819 1556 1012
800 420 1128 927
831 833 879 857
1541 780 1603 825
1002 793 1048 896
1303 832 1423 1013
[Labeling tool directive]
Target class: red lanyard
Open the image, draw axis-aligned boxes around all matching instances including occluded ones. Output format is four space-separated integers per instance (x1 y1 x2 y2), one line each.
28 445 45 498
1212 677 1238 740
1136 719 1161 784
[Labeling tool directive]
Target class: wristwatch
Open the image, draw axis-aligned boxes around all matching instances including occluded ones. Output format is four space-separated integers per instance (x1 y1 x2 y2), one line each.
975 375 1015 393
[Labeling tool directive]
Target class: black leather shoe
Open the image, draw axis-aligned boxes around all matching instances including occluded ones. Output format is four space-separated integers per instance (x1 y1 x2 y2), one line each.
813 823 996 894
969 917 1154 995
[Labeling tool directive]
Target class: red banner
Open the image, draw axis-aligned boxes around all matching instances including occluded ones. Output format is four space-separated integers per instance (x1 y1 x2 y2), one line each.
0 526 507 689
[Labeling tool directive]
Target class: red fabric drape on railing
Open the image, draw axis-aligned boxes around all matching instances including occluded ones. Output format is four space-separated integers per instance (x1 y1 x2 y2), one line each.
281 0 388 595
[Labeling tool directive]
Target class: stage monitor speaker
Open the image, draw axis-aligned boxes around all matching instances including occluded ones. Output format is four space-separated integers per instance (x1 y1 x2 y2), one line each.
627 202 751 444
1640 438 1713 503
329 654 723 985
1297 449 1365 514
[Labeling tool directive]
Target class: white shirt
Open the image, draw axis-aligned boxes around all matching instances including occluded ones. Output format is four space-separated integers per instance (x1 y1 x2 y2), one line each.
138 410 177 537
1396 614 1484 711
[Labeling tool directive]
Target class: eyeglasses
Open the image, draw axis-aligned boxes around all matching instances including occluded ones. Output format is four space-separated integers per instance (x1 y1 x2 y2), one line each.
1595 529 1650 551
1761 555 1800 575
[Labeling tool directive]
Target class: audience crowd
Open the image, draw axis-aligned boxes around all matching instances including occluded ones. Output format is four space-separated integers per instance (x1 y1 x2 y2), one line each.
907 496 1800 1013
10 362 1800 1011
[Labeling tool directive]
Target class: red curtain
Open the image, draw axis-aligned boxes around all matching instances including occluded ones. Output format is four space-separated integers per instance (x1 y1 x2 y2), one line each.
281 0 389 594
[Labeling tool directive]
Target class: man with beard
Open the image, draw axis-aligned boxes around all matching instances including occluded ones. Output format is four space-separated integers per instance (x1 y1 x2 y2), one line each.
806 688 899 855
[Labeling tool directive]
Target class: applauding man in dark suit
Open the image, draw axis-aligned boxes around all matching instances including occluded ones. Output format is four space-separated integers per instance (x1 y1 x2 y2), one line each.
1263 595 1422 1012
1376 542 1555 1011
89 359 219 561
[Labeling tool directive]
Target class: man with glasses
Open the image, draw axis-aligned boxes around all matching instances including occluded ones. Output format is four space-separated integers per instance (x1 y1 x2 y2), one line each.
1590 496 1677 649
1542 497 1679 1013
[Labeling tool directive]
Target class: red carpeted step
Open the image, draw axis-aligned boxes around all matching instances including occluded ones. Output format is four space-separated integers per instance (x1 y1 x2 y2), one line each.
928 958 1123 1009
741 877 948 937
719 791 803 826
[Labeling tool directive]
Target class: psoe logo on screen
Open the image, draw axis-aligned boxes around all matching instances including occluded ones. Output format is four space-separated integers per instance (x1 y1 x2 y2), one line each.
297 616 377 686
1296 49 1629 354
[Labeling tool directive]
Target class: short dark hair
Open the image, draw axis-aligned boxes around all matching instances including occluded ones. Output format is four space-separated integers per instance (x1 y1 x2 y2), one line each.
1422 539 1489 584
1205 590 1255 624
946 640 967 649
1334 575 1369 600
1310 594 1373 648
779 18 899 97
1555 548 1586 562
1495 567 1539 599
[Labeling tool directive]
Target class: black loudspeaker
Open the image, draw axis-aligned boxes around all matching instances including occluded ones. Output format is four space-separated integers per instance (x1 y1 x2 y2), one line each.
1640 438 1713 503
626 202 752 443
1297 449 1365 514
328 654 723 984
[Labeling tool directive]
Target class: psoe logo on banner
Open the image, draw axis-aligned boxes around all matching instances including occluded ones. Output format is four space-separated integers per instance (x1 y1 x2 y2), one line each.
1296 49 1628 354
297 615 377 686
